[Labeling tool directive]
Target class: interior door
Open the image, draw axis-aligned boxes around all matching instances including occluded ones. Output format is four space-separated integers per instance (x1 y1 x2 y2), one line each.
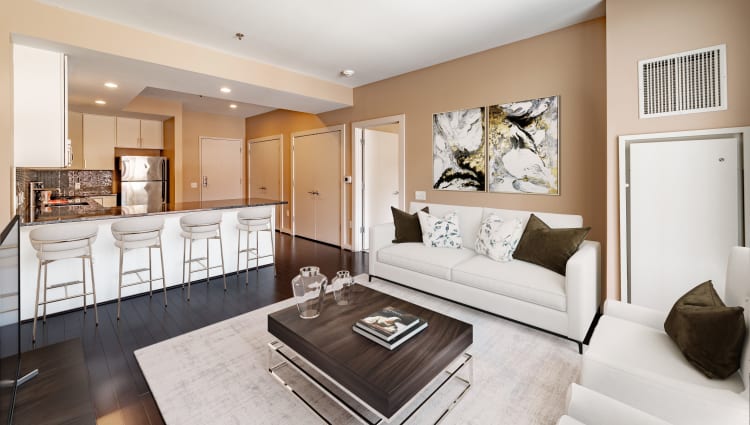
363 129 399 250
200 138 243 202
248 137 281 227
312 131 342 246
293 130 341 245
628 137 742 311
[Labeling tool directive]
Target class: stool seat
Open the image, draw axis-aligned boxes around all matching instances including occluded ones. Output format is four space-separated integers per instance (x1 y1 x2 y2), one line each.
30 223 98 258
111 216 167 320
30 223 99 342
236 207 276 284
181 211 226 300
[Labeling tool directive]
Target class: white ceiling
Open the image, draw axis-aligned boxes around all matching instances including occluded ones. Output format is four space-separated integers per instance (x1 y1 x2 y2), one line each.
30 0 604 117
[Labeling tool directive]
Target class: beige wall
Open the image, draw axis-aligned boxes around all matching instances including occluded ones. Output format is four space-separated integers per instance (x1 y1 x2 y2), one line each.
245 110 331 231
0 0 352 221
605 0 750 299
183 110 246 202
249 19 608 283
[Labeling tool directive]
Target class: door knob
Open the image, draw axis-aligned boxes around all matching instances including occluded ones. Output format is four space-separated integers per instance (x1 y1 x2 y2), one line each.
202 176 208 187
392 191 400 195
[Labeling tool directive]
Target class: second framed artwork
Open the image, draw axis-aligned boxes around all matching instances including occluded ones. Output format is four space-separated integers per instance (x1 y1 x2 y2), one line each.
432 95 559 195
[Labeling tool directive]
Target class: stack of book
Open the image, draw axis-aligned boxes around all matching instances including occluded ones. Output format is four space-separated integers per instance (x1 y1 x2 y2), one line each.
352 306 428 350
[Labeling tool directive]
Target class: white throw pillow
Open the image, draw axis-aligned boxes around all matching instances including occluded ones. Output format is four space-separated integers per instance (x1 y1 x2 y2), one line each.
417 210 462 249
475 213 524 262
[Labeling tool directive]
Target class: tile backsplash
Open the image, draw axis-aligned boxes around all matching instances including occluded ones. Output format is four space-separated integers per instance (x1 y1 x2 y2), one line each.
16 168 114 216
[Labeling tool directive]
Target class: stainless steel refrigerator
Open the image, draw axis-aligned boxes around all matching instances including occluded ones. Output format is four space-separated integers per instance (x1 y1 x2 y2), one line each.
119 156 168 211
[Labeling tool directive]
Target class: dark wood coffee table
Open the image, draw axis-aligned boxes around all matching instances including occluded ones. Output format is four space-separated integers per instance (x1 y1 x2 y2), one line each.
267 283 473 424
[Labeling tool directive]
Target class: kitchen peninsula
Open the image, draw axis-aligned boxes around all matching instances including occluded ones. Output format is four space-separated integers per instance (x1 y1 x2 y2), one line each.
18 198 286 321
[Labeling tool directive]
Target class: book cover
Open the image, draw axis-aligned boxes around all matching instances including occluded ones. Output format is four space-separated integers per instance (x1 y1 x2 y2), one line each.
355 306 421 341
353 320 428 350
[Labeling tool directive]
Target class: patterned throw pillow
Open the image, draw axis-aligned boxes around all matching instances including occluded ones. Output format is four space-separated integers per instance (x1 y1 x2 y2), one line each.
475 214 524 262
417 211 462 249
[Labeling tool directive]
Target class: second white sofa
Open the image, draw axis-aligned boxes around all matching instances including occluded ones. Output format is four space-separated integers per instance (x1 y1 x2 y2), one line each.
369 202 601 351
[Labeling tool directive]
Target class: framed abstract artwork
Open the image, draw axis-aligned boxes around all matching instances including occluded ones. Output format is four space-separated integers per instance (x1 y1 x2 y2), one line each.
487 95 560 195
432 107 486 191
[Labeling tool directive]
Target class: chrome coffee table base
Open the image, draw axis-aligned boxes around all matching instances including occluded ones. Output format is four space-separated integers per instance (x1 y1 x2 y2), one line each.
268 340 473 424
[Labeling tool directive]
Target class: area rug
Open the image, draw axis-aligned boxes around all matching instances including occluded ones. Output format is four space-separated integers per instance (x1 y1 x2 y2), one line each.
135 276 580 424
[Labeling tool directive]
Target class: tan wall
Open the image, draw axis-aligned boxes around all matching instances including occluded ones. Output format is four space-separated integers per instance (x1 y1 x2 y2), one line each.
245 110 330 231
0 0 352 221
248 19 608 280
183 110 246 202
605 0 750 299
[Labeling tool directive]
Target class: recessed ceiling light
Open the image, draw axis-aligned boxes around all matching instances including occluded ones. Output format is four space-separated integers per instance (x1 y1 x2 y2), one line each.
104 82 118 88
229 104 238 109
340 69 355 77
95 100 106 105
220 87 232 93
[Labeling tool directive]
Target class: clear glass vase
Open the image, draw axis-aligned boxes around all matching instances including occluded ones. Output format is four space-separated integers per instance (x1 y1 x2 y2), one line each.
331 270 354 305
291 266 327 319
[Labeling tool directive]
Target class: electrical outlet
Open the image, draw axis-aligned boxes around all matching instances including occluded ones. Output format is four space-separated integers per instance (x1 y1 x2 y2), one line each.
286 210 290 217
74 182 81 190
415 190 426 201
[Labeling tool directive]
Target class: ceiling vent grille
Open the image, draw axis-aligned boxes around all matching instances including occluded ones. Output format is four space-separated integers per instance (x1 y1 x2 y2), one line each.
639 44 727 118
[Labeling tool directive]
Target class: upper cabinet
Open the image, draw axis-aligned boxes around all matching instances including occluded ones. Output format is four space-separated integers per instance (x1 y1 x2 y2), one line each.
116 118 163 149
83 114 116 170
13 44 69 168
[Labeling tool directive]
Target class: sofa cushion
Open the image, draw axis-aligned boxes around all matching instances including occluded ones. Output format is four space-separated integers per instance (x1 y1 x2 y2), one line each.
452 255 567 311
588 315 744 393
417 210 463 249
483 207 583 229
475 213 524 262
411 202 483 249
664 280 746 379
377 243 476 280
513 214 590 275
391 206 429 243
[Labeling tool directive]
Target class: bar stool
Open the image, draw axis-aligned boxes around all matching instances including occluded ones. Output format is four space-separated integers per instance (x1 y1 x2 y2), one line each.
236 207 276 285
111 216 168 320
29 223 99 343
181 211 226 300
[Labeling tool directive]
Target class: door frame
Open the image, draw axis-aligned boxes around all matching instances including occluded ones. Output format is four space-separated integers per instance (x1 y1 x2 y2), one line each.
352 115 406 252
247 134 284 230
199 136 243 202
618 126 750 302
290 124 347 248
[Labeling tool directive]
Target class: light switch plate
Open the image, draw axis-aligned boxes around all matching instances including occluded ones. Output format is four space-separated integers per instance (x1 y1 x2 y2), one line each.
190 182 198 189
415 190 426 201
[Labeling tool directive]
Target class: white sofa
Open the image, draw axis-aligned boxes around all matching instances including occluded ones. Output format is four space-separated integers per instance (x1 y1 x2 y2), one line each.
579 246 750 425
558 384 672 425
369 202 601 351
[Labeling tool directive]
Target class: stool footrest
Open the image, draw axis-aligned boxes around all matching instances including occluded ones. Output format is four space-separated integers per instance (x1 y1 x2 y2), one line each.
121 278 164 289
39 291 94 305
47 280 84 290
122 267 151 276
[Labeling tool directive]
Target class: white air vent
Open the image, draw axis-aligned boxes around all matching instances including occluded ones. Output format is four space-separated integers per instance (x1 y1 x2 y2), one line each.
639 44 727 118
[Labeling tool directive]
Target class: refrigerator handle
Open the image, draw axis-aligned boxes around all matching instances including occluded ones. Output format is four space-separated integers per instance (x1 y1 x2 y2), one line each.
121 159 128 178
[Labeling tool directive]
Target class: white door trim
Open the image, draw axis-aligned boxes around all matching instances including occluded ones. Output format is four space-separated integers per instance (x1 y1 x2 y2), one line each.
291 124 347 248
199 136 243 202
247 134 285 231
618 126 750 302
352 115 406 252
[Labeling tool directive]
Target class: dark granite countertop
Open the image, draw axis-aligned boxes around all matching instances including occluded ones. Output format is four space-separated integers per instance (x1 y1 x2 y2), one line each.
21 198 287 226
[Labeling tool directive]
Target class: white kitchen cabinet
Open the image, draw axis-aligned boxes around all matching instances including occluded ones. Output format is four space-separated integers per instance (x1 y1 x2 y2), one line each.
13 44 68 167
140 120 164 149
116 118 163 149
83 114 116 170
116 117 140 148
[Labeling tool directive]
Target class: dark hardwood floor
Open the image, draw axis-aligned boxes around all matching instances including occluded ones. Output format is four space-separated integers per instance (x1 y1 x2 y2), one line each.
19 233 368 425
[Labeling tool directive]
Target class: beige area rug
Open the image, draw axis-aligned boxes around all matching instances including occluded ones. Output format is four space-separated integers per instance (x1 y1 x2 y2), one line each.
135 276 580 424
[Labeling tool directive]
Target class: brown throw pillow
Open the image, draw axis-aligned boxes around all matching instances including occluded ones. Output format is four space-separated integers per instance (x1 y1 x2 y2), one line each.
512 214 590 275
664 280 746 379
391 206 429 243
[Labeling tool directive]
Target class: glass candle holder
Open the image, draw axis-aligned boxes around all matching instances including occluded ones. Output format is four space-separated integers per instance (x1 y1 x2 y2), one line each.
291 266 327 319
332 270 354 306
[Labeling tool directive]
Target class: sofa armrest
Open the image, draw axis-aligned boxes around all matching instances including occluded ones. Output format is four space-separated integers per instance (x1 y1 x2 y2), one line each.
565 240 601 342
565 384 672 425
603 300 667 331
368 222 395 276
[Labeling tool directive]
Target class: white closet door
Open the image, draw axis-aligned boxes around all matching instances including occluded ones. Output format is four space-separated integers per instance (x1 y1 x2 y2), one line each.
200 138 243 201
293 131 341 245
363 129 399 250
249 137 281 227
293 135 320 240
629 137 741 311
313 131 342 246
